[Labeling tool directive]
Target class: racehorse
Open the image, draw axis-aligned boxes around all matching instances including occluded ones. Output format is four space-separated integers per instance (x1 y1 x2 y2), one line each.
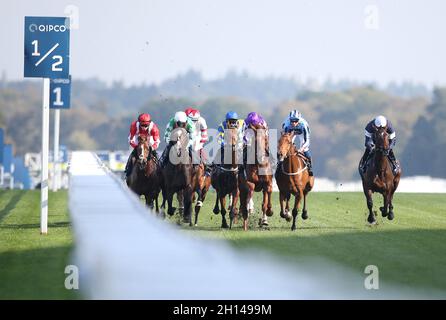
275 132 314 231
239 124 274 231
211 127 240 229
190 156 212 226
126 135 161 211
359 126 401 224
161 127 193 224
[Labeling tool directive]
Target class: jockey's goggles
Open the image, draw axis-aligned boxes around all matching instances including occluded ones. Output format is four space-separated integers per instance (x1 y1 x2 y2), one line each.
227 119 238 127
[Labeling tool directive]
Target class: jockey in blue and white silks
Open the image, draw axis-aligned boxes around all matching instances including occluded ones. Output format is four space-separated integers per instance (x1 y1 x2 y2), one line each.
359 115 399 174
281 109 313 176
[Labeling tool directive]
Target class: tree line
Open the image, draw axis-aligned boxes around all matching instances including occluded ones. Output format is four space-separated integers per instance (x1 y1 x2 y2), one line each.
0 75 443 180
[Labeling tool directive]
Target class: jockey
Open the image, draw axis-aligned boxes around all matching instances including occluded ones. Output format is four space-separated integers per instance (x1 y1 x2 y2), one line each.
160 111 196 168
216 111 244 164
281 109 313 176
125 113 160 177
359 115 398 175
185 107 211 175
243 111 269 164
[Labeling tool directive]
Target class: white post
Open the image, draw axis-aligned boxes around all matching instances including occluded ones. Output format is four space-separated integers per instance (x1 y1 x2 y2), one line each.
52 109 60 192
41 78 50 234
0 166 3 186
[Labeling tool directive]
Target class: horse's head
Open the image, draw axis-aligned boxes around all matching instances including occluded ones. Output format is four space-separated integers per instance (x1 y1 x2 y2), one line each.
373 126 390 156
170 127 188 158
277 132 295 162
137 135 150 169
249 124 269 164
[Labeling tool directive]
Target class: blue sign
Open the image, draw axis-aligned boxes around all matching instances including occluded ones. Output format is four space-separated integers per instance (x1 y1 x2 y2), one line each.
50 76 71 109
3 144 13 173
0 128 4 164
24 16 70 78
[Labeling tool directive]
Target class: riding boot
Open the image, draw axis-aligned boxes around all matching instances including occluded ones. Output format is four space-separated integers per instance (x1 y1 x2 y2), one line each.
360 149 371 174
388 149 399 175
160 145 171 169
125 148 137 177
307 157 314 176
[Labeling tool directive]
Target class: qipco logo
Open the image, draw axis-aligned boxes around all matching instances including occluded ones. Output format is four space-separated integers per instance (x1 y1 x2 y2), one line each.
29 24 68 33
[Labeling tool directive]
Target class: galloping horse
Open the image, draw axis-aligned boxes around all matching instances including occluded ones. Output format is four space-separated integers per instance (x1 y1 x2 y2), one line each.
275 132 314 231
161 127 193 224
211 127 241 229
190 155 212 226
359 126 401 224
239 124 274 231
126 135 161 211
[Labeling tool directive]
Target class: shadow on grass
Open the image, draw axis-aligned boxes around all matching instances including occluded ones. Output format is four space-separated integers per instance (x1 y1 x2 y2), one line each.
0 246 79 299
229 229 446 293
0 192 25 223
0 222 71 229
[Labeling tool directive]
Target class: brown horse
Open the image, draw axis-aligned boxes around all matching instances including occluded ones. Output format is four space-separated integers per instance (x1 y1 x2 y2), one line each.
239 124 274 231
161 127 193 224
275 132 314 231
359 126 401 224
211 128 240 229
190 160 212 226
126 135 161 211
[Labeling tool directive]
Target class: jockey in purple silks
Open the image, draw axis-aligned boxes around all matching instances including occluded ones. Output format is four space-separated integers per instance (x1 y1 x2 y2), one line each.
242 112 269 175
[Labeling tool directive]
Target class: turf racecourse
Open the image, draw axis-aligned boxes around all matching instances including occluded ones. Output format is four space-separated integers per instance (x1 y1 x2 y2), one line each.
0 189 445 298
167 191 446 293
0 190 77 299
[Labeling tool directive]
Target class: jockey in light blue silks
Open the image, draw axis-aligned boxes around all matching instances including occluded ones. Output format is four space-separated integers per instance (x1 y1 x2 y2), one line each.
281 109 313 176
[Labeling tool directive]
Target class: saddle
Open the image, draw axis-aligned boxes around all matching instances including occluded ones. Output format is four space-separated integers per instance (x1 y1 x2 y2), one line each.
364 151 400 175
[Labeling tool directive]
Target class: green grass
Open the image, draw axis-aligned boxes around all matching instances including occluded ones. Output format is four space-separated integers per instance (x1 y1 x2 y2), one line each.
168 191 446 293
0 190 77 299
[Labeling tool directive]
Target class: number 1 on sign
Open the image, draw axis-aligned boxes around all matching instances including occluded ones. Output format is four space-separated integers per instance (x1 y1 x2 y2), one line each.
53 87 64 106
32 40 40 56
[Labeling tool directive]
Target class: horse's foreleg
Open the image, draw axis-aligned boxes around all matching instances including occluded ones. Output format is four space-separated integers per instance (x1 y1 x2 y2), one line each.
301 192 308 220
364 189 375 224
291 190 302 231
194 188 203 226
238 185 249 231
260 189 269 227
167 192 175 216
220 194 228 229
388 190 395 220
229 189 239 229
177 190 184 216
280 192 292 222
213 191 220 214
266 184 273 217
183 187 193 226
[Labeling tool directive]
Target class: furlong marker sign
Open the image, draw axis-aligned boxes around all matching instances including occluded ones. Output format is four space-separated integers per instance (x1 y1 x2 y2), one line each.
24 16 70 234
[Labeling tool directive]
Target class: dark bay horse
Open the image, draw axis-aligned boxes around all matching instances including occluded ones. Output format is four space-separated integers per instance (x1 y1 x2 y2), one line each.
161 127 193 224
126 135 161 211
211 128 241 229
275 132 314 231
359 126 401 224
239 124 274 231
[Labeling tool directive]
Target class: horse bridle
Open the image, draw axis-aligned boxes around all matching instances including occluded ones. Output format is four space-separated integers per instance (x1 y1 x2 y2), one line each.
280 134 308 176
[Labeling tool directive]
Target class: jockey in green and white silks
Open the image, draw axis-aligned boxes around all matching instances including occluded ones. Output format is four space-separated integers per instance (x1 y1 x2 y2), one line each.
160 111 196 168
